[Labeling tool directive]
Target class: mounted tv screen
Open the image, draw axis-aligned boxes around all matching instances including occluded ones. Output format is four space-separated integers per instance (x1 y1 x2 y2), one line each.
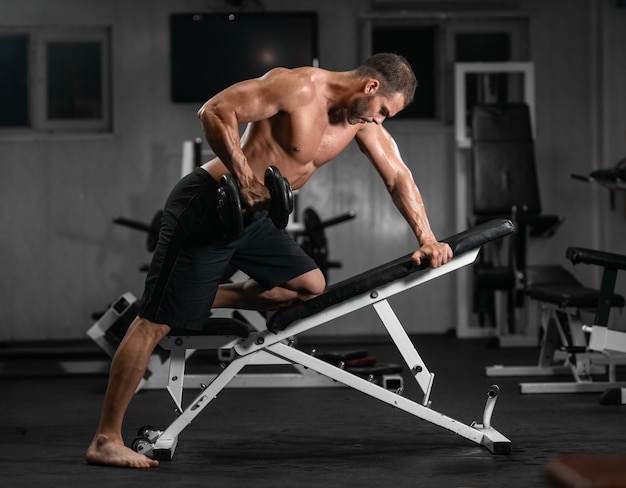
170 12 319 103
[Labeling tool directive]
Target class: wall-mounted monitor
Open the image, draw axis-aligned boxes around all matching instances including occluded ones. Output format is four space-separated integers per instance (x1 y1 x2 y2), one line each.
170 12 319 103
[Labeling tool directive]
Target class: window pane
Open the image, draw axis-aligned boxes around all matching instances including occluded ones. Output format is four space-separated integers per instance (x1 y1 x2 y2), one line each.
372 26 436 119
456 32 514 126
455 32 510 62
456 32 512 104
47 42 102 120
0 35 29 127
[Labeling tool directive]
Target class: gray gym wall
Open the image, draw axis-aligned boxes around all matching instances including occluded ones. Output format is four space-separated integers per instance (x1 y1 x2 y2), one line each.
0 0 624 341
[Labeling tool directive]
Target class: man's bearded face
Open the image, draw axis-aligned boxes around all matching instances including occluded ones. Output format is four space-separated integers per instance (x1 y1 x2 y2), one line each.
347 96 374 125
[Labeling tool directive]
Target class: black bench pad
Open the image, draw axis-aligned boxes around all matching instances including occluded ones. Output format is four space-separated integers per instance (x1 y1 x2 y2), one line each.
524 265 582 288
526 248 626 309
526 285 625 309
168 318 250 338
267 219 514 333
567 247 626 271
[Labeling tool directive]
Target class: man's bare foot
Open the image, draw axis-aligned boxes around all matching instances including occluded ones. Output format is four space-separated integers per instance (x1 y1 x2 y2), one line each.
86 435 159 469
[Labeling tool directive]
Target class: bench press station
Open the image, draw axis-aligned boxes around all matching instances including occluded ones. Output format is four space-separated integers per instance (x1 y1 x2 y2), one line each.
129 219 514 460
486 247 626 395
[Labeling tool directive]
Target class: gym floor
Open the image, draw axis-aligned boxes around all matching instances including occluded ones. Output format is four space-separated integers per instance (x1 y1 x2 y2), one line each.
1 334 624 488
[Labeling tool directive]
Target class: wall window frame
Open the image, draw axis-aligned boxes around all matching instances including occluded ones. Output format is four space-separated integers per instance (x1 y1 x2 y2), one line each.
0 25 111 135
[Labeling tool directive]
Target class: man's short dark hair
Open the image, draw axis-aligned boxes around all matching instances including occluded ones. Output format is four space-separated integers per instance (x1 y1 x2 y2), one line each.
356 53 417 107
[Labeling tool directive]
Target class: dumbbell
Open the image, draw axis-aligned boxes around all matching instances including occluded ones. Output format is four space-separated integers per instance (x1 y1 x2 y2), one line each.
217 166 294 239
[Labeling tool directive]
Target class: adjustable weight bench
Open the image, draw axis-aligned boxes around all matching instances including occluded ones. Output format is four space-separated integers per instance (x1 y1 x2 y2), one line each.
132 219 515 460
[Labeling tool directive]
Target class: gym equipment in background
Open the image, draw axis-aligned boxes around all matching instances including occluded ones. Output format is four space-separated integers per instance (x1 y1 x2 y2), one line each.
572 156 626 211
469 103 567 343
486 247 626 396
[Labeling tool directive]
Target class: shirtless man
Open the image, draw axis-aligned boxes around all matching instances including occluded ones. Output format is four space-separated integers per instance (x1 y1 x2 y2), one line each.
86 53 452 469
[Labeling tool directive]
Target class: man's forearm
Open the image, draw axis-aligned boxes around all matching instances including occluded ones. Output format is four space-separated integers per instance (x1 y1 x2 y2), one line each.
391 181 437 246
198 104 255 187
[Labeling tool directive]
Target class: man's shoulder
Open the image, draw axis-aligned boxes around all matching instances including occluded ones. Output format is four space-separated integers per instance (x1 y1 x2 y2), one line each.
266 65 321 83
262 66 325 104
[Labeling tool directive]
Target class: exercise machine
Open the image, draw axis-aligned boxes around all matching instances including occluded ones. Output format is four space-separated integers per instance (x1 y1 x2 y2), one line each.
486 247 626 395
469 103 565 343
573 248 626 404
571 157 626 211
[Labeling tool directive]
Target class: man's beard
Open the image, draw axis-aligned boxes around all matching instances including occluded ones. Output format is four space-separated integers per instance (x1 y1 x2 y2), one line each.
347 96 373 125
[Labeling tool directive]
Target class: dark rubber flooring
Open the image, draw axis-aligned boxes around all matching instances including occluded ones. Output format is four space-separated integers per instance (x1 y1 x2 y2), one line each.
1 334 625 487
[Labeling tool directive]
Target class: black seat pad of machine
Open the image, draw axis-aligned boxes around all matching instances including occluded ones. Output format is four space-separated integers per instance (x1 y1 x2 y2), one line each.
267 219 515 333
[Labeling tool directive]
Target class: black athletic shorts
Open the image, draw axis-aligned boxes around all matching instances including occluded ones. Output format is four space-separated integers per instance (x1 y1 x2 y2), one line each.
139 167 318 330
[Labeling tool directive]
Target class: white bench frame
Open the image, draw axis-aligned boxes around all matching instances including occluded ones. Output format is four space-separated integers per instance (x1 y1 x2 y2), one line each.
133 247 511 460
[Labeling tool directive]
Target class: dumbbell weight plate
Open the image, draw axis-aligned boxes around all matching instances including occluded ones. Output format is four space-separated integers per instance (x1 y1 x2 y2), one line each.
217 174 243 239
265 166 292 229
285 178 294 214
